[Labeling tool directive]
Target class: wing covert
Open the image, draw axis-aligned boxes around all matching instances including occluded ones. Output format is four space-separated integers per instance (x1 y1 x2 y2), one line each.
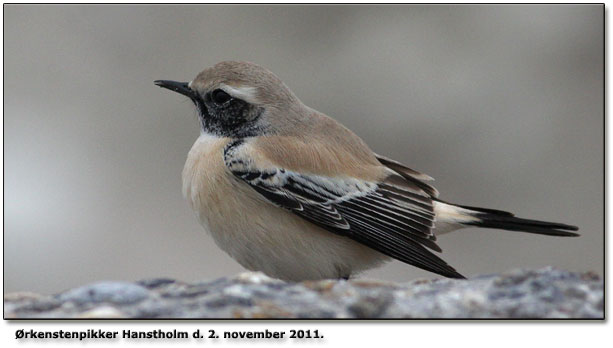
224 140 464 279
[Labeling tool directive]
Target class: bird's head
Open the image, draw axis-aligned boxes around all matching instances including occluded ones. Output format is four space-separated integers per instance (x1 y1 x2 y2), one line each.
155 61 304 138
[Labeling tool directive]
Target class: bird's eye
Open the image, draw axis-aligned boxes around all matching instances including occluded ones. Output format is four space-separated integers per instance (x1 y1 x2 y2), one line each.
211 89 232 105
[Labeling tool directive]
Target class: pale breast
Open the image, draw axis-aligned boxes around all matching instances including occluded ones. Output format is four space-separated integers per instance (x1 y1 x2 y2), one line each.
182 134 232 226
181 133 389 281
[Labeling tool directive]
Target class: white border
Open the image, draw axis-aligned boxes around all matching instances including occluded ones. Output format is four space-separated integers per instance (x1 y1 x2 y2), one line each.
1 2 607 348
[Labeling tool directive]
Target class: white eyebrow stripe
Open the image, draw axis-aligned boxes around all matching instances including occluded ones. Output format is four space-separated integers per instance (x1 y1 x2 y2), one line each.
219 84 260 104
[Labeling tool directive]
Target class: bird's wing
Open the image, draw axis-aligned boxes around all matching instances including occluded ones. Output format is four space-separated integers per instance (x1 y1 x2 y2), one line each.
223 139 464 279
375 154 439 197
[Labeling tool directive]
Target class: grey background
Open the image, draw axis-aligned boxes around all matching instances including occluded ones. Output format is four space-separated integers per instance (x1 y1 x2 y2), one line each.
5 5 603 294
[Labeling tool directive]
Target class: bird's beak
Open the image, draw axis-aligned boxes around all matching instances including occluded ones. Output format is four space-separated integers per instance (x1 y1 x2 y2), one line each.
154 80 198 100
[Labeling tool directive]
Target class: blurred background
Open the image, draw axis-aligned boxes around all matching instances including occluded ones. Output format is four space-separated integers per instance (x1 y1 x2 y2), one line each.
4 5 603 294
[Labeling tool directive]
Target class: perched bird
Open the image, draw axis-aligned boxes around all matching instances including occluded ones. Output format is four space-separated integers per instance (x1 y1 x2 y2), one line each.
155 61 578 281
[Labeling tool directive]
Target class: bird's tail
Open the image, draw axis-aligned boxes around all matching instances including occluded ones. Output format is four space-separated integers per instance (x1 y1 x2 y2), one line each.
435 201 579 237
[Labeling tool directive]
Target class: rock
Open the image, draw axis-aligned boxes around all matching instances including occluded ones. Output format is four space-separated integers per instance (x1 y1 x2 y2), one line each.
57 281 150 305
4 267 603 319
77 305 127 318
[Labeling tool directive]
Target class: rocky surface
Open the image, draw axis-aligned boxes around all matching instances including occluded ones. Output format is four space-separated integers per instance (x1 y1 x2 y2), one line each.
4 267 603 319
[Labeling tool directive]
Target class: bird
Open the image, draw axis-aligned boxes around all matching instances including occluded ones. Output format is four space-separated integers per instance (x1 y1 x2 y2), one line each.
154 61 578 281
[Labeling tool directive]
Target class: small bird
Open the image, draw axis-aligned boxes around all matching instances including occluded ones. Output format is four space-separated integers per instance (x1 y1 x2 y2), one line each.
155 61 578 281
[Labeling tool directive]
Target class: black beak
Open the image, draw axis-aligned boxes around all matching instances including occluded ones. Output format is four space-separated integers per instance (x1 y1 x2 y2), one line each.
154 80 198 99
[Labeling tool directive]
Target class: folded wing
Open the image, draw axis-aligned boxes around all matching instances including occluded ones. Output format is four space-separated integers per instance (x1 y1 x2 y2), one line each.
224 141 464 279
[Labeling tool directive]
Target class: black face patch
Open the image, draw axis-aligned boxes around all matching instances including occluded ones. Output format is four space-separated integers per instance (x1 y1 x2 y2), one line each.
192 93 267 138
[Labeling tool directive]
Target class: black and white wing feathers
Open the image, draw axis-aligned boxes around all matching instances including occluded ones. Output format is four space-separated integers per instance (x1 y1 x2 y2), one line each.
224 142 464 279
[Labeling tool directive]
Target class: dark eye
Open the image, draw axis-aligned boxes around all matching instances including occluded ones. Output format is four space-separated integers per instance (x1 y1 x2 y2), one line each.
211 89 232 105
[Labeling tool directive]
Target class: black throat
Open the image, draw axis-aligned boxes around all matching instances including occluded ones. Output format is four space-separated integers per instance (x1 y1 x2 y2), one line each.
193 96 267 138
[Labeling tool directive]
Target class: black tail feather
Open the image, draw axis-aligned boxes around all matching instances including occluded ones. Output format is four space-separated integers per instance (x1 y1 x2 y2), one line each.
463 208 579 237
456 204 515 217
